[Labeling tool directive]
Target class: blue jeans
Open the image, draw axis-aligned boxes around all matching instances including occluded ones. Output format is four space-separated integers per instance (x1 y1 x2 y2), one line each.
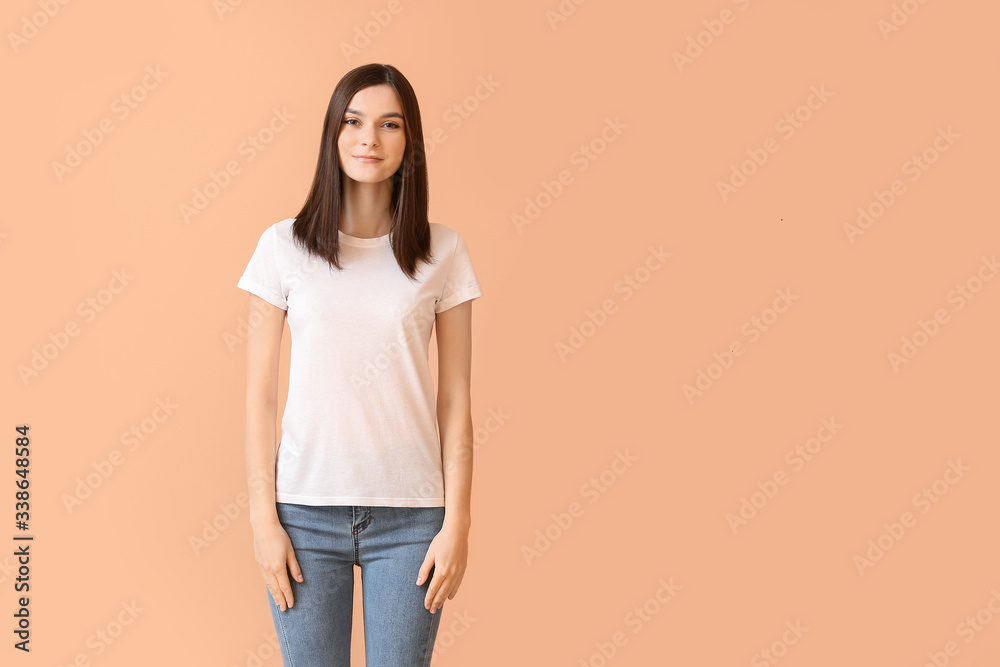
267 502 447 667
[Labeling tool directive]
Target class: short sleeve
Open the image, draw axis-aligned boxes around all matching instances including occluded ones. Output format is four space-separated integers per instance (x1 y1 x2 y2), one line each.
435 232 483 313
237 224 288 310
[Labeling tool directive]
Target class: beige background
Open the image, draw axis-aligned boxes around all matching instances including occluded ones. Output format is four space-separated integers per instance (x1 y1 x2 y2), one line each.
3 0 999 665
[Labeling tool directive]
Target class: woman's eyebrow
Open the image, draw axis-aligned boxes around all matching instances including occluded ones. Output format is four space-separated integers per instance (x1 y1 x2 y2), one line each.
344 107 404 120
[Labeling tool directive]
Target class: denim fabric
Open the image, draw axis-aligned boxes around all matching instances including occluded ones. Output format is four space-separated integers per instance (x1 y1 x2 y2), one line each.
266 502 447 666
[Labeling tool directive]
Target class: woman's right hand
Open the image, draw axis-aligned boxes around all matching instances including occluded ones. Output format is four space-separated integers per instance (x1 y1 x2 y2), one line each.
253 518 304 611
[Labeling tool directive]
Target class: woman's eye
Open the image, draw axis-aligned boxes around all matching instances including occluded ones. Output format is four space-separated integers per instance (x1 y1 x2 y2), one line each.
343 118 399 129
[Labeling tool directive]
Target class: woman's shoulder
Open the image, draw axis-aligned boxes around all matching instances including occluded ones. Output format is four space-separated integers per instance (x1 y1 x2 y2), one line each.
272 217 296 237
263 218 300 251
428 221 455 236
427 221 465 256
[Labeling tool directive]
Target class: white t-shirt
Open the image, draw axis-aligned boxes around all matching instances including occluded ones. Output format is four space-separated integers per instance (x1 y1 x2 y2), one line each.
237 218 483 507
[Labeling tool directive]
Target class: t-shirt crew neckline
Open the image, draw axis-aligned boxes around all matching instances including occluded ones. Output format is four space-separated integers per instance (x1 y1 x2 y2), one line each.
338 228 391 247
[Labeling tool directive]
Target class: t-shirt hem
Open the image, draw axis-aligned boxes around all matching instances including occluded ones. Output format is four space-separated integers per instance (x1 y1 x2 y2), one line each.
237 278 288 310
275 492 446 507
436 284 483 313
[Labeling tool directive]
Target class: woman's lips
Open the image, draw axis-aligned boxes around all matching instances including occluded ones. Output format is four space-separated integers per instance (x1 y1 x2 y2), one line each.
354 155 383 163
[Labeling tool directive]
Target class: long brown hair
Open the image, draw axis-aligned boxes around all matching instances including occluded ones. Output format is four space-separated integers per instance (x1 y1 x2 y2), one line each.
291 63 434 281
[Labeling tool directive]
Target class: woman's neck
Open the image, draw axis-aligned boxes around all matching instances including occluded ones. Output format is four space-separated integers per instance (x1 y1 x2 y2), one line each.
340 178 393 237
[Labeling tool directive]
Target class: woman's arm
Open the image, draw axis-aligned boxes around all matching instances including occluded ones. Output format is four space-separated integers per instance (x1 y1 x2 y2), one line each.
417 299 476 612
244 293 286 528
435 299 476 530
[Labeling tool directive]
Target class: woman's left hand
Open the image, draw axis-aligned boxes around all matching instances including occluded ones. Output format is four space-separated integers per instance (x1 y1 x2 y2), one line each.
416 521 469 614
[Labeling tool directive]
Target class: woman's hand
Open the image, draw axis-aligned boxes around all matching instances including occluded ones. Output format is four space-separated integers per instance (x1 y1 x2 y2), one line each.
253 518 304 612
416 521 469 614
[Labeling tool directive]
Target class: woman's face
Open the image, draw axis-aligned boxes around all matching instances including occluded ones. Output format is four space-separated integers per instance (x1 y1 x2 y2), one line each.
337 84 406 184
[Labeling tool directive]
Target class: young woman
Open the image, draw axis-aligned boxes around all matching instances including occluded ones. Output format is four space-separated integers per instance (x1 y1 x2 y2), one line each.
237 63 483 666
